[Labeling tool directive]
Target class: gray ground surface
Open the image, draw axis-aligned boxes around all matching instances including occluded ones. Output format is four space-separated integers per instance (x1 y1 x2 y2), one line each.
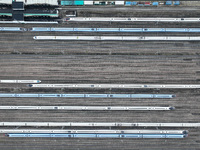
0 6 200 150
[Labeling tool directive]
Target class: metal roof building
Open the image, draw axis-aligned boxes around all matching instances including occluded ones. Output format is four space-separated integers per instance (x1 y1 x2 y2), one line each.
0 0 58 5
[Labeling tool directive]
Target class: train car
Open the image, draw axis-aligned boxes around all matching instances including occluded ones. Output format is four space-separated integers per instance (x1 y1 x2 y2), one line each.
120 28 143 32
165 28 188 32
30 28 51 32
189 28 200 32
62 94 85 97
0 27 23 32
96 28 120 32
74 28 97 32
51 28 74 32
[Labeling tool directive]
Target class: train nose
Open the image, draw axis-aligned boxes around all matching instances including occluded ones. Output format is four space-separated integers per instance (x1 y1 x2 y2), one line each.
183 134 188 138
172 94 176 98
169 106 175 110
33 36 37 40
28 84 33 87
183 130 189 134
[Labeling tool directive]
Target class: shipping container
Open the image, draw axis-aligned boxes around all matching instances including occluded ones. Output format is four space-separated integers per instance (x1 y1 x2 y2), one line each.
132 2 137 5
84 1 93 5
144 2 150 6
174 1 180 5
61 0 83 5
125 1 131 6
165 1 172 5
138 2 145 6
115 1 124 5
152 2 158 6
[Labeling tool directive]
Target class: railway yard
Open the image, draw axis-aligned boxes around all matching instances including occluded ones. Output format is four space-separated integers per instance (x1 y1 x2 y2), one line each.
0 1 200 149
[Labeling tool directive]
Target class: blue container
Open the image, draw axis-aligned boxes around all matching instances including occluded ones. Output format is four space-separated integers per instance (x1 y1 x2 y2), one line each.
152 2 158 6
165 1 172 5
174 1 180 5
61 0 73 5
131 2 137 5
125 1 131 5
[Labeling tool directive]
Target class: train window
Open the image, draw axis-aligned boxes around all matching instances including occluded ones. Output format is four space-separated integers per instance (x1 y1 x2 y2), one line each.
181 18 184 20
54 107 58 109
91 85 94 87
128 18 131 20
144 29 147 31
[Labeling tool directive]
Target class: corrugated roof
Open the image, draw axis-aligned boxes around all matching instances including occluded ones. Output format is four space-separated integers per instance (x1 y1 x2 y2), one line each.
0 0 58 5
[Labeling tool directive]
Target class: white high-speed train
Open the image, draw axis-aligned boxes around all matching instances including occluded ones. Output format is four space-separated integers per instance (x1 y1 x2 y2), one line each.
0 80 41 83
0 129 187 134
29 84 200 89
67 17 200 22
0 122 199 127
0 106 175 111
33 36 200 41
